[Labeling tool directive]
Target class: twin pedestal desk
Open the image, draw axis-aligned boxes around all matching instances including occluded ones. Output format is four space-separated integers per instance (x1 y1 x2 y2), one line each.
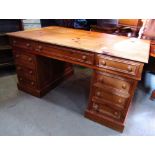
7 26 150 132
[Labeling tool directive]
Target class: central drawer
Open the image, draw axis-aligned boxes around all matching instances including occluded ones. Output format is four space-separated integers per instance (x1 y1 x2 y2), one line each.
35 43 94 65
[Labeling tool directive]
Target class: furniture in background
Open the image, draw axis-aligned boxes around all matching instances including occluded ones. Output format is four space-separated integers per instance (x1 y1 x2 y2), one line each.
91 19 142 37
0 20 23 68
7 26 150 132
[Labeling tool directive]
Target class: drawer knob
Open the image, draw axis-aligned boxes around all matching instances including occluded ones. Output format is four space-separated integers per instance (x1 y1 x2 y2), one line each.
128 66 132 72
31 82 34 86
101 61 106 66
82 55 87 60
93 104 99 110
96 91 101 97
19 77 22 81
114 111 119 116
26 43 30 47
122 84 126 89
17 66 21 71
15 54 19 58
13 40 16 44
38 45 42 50
29 70 33 74
28 57 32 62
118 99 122 103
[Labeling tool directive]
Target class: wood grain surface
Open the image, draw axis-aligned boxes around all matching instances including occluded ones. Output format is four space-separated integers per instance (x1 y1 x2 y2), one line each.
7 26 150 63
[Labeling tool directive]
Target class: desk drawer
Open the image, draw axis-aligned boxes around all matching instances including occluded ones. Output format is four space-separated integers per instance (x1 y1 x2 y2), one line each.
92 101 124 121
18 76 37 89
36 43 94 65
95 71 133 93
16 65 36 81
93 86 128 109
150 44 155 55
13 51 36 69
11 38 34 50
96 55 141 76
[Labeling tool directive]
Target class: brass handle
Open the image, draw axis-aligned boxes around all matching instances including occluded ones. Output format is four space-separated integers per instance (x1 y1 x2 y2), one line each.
28 57 32 62
101 61 106 66
29 70 33 74
82 55 87 60
26 43 30 47
122 84 126 89
128 66 132 72
96 91 101 97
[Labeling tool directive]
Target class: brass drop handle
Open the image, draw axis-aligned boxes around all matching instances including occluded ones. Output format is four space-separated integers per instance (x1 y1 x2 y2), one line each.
28 57 32 62
82 55 87 60
29 70 33 74
128 66 132 72
122 84 126 89
101 60 106 66
96 91 101 97
26 43 30 47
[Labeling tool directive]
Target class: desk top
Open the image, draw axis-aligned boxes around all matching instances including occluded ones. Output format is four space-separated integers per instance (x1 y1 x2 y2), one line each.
7 26 150 63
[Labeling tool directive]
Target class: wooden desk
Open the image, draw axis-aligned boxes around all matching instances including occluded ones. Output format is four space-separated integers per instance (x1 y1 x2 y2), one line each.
7 26 150 132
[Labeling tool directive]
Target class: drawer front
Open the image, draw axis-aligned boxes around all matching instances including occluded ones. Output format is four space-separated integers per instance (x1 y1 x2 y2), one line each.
95 71 132 93
18 76 37 89
11 38 34 50
96 55 140 76
92 101 124 121
35 43 94 65
13 51 36 69
150 44 155 54
93 87 128 109
16 65 36 81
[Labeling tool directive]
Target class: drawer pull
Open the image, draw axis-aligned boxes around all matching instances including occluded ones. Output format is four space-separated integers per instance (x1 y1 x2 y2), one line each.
101 61 106 66
96 91 101 97
128 66 132 72
19 77 22 81
93 104 99 110
29 70 33 74
15 54 19 58
122 84 126 89
82 55 87 60
31 82 34 86
17 66 21 71
118 99 122 103
114 111 119 116
38 45 42 50
13 40 16 44
28 57 32 62
26 43 30 47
